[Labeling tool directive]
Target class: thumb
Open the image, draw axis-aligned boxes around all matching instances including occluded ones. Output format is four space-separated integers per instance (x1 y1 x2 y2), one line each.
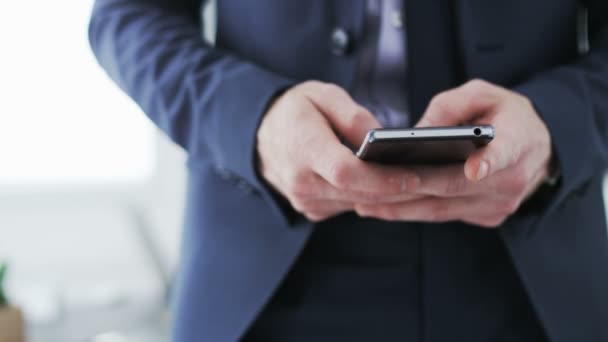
341 107 382 147
416 79 499 128
464 140 517 182
306 83 381 147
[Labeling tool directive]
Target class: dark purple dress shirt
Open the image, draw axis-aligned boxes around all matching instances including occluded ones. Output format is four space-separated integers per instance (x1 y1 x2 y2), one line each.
354 0 410 128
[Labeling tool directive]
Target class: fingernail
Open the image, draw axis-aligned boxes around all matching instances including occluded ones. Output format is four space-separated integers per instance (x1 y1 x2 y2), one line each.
477 161 489 181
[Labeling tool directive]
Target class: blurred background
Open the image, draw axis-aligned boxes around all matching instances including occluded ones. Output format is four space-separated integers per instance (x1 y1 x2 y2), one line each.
0 1 217 341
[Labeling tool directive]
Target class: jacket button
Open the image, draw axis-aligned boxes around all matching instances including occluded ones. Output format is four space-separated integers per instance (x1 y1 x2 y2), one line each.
330 27 352 56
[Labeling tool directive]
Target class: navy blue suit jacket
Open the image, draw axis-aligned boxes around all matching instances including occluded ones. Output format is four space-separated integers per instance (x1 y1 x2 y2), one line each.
89 0 608 341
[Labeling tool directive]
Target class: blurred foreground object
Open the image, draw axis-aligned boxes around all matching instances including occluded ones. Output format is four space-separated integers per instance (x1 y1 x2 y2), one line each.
0 264 25 342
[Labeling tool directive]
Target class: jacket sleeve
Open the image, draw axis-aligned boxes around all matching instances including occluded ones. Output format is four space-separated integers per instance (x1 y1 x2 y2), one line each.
514 0 608 221
88 0 297 224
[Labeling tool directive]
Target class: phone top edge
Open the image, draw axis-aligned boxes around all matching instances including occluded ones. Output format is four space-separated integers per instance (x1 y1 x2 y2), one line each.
487 125 496 138
355 130 374 157
372 125 494 140
366 129 378 143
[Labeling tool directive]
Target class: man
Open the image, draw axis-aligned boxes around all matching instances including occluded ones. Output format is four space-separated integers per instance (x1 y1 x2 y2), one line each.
89 0 608 341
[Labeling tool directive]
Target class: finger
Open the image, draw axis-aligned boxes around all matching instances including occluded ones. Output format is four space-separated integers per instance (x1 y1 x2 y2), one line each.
317 157 421 195
354 195 504 223
461 216 508 229
297 199 353 214
409 164 528 200
309 140 421 195
305 83 381 146
416 79 501 128
371 192 427 204
312 176 426 204
305 209 351 222
407 164 481 197
299 200 353 222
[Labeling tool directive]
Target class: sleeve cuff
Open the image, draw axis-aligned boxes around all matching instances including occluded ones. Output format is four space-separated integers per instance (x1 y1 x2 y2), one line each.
511 69 605 229
206 64 301 226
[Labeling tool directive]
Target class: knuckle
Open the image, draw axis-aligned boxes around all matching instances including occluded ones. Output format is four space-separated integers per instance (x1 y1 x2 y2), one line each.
507 170 529 195
428 93 448 111
285 170 312 198
355 206 370 217
380 207 398 221
518 93 534 109
429 91 447 105
289 196 311 213
285 182 307 201
294 169 312 189
303 212 320 222
301 200 320 213
466 78 489 92
429 201 449 221
322 83 347 98
327 161 352 189
360 193 383 205
348 108 370 130
310 83 342 105
299 80 324 92
502 199 521 216
464 79 494 107
488 216 507 228
445 177 467 196
281 89 304 106
476 216 504 229
363 206 389 220
318 212 334 221
304 211 328 222
290 200 306 213
426 93 451 125
468 218 487 227
478 221 495 229
284 181 300 198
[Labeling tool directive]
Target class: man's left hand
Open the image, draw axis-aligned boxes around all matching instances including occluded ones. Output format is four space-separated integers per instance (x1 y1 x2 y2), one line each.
354 79 554 228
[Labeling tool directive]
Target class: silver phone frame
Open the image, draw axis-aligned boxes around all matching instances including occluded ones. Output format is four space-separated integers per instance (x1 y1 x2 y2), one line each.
356 125 495 159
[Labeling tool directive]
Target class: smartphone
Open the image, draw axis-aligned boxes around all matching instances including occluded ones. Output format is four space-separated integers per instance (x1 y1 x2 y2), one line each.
356 125 495 164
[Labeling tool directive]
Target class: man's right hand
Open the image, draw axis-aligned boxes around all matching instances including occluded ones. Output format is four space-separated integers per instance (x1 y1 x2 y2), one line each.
256 81 420 222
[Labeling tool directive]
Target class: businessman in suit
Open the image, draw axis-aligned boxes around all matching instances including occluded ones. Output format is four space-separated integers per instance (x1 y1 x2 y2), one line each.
89 0 608 341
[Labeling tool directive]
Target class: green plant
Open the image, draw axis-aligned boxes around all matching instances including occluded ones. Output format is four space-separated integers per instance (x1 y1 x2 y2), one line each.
0 263 8 307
